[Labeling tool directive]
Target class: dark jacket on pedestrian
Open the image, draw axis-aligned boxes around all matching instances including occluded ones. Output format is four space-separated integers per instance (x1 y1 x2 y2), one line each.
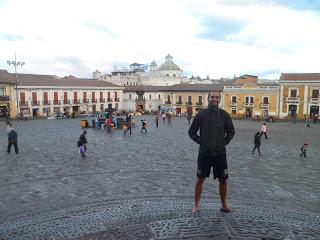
8 129 18 143
79 133 87 146
188 105 235 155
254 132 261 146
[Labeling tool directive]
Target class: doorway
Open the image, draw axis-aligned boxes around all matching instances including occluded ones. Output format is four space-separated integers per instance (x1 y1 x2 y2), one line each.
245 108 252 118
310 105 319 117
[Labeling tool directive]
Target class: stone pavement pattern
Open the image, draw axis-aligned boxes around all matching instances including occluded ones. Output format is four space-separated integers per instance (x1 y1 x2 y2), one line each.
0 116 319 239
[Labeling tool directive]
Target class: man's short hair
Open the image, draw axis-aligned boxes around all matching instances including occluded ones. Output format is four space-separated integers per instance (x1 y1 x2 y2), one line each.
207 90 221 100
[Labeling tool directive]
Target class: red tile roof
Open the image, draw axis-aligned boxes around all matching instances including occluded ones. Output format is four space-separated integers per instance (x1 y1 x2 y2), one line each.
280 73 320 81
0 70 15 84
9 73 121 88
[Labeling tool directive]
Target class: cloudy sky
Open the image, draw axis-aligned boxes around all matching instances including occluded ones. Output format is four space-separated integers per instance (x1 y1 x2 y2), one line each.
1 0 320 80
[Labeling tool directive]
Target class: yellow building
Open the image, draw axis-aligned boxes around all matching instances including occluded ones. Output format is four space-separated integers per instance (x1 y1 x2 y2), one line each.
223 76 279 119
0 70 16 118
279 73 320 119
163 84 223 115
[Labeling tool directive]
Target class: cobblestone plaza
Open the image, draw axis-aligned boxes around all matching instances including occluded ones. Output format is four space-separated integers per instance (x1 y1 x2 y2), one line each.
0 116 319 239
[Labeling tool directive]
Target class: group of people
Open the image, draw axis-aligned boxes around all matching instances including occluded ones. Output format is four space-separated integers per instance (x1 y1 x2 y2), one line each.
74 89 314 215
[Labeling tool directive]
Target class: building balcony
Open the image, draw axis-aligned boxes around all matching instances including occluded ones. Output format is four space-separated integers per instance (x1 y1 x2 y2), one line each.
176 101 183 105
114 98 120 102
309 98 319 104
107 98 113 102
186 101 193 105
53 100 61 105
99 98 105 102
42 100 51 105
243 103 254 108
0 95 10 101
63 100 70 104
19 101 29 106
31 101 40 106
260 103 269 108
83 99 89 103
229 102 237 107
165 101 172 104
196 102 203 106
91 99 97 103
72 99 80 104
286 97 300 104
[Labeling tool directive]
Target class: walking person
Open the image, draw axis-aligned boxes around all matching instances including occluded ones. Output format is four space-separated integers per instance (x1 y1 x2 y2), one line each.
252 131 261 155
124 118 132 135
162 112 166 123
167 113 172 126
7 127 18 154
187 114 192 125
141 119 148 133
300 143 308 157
260 123 268 139
188 90 235 213
78 131 88 157
155 114 159 128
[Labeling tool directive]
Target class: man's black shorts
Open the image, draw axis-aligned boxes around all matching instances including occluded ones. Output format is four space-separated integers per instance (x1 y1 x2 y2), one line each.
197 152 228 179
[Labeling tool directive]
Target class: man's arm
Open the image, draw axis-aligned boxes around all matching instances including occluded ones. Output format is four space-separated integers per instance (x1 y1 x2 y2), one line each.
188 114 201 144
224 113 235 145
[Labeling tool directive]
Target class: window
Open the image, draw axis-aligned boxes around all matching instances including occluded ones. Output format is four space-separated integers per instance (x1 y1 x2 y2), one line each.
188 96 192 103
0 86 6 96
263 97 269 104
158 94 161 99
167 95 171 102
198 96 202 103
178 95 182 103
290 89 297 97
231 96 237 103
149 94 151 99
231 109 236 115
246 96 253 103
312 89 319 98
129 94 131 100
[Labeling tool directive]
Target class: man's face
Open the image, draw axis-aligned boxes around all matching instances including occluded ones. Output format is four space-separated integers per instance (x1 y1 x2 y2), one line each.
208 91 221 107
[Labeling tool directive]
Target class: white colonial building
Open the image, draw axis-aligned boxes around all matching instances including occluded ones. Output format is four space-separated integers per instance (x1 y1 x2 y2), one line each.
94 54 184 87
1 72 124 117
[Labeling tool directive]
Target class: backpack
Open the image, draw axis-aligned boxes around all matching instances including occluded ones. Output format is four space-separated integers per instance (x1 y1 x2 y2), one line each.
8 130 17 143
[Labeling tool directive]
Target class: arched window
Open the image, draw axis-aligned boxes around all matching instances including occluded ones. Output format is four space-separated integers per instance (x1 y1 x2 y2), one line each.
231 96 237 103
263 97 269 104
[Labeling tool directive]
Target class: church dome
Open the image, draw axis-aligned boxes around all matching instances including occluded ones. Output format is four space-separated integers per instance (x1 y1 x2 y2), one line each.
158 54 181 71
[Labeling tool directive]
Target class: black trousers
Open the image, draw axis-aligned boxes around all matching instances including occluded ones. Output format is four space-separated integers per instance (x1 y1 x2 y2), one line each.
252 145 261 155
7 142 18 154
260 132 268 139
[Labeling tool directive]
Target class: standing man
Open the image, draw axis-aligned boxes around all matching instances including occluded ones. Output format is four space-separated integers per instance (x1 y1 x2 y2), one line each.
188 90 235 213
252 131 261 155
7 127 18 154
155 113 159 128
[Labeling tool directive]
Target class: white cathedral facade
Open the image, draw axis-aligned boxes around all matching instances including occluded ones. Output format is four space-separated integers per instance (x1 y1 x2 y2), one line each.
93 54 184 86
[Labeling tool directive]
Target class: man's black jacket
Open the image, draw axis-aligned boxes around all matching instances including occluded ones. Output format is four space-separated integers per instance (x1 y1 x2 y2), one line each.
188 105 235 155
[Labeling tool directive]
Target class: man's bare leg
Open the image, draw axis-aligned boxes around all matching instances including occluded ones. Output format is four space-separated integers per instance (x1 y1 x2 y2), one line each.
193 177 204 213
219 178 233 212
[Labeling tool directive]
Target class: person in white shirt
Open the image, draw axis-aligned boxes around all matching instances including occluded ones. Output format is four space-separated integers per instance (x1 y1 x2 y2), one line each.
260 123 268 139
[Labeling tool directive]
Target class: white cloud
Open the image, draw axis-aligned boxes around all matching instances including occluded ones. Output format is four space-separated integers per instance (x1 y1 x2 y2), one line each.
1 0 320 79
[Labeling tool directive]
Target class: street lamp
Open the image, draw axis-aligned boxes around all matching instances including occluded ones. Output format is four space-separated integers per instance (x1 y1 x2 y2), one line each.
7 53 25 117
